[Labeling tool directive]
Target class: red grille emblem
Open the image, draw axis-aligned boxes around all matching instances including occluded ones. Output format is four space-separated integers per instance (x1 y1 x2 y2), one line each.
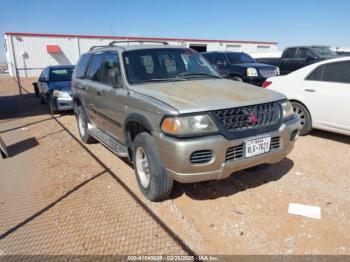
248 112 258 125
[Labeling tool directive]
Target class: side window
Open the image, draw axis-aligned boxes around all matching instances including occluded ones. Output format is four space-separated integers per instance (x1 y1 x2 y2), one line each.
216 53 227 65
76 53 91 79
86 53 104 82
297 48 315 59
306 65 324 81
322 61 350 84
202 53 216 64
284 48 297 59
100 52 122 86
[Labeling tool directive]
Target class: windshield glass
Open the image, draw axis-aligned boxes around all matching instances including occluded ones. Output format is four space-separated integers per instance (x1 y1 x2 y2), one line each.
226 53 256 64
123 48 220 84
50 68 73 82
312 47 338 58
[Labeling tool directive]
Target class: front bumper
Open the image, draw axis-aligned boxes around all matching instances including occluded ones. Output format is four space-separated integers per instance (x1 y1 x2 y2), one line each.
153 116 300 183
53 97 73 111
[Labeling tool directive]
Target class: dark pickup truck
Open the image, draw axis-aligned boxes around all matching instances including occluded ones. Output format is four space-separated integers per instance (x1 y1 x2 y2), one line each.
202 51 279 86
256 46 338 75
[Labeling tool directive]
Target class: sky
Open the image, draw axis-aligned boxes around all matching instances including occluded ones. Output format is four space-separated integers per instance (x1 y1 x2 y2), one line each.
1 0 350 63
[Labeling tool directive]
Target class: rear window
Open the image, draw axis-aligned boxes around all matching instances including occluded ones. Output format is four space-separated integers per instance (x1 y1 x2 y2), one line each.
49 68 73 82
75 54 91 79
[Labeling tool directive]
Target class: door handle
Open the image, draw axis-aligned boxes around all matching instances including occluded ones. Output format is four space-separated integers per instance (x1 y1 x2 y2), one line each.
304 88 316 93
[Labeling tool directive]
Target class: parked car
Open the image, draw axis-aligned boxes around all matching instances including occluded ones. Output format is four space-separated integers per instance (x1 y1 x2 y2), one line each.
263 57 350 136
201 51 279 86
72 41 300 201
256 46 338 75
36 65 74 114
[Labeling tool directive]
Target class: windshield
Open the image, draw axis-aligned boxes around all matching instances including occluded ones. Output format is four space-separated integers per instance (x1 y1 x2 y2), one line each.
50 68 73 82
312 47 338 58
226 53 256 64
123 48 220 84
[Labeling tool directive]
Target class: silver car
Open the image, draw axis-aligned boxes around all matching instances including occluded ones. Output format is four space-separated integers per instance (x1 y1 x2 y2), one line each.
72 41 301 201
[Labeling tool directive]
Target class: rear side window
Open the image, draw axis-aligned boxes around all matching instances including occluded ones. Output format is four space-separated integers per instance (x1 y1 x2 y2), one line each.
284 48 297 58
86 53 104 81
75 54 91 79
306 65 324 81
322 61 350 84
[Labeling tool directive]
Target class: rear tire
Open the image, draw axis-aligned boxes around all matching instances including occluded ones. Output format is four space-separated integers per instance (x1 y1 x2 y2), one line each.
291 101 312 135
132 132 173 201
75 106 96 144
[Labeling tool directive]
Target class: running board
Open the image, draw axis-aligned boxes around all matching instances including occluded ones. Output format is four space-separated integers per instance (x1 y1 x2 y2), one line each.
88 124 128 158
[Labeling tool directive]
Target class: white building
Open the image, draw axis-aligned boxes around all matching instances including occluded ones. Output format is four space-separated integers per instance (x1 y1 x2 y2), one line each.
4 32 278 77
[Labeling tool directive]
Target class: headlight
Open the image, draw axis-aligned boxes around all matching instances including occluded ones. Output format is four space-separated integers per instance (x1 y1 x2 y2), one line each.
53 90 70 98
247 67 258 77
161 114 218 136
281 101 294 120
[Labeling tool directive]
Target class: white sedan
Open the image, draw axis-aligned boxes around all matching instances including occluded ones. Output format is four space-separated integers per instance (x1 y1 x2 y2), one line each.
263 57 350 136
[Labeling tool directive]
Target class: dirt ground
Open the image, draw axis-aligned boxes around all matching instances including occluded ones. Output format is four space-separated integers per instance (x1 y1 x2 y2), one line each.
0 76 349 256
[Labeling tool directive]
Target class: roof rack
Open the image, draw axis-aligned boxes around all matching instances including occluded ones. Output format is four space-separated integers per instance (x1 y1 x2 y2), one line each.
108 40 169 46
89 45 109 51
89 40 169 51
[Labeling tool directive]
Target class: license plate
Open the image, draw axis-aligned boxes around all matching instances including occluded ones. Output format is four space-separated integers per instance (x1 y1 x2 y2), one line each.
245 137 271 158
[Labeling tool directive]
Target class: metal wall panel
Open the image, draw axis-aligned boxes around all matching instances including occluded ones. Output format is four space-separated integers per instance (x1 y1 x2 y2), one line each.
5 34 278 77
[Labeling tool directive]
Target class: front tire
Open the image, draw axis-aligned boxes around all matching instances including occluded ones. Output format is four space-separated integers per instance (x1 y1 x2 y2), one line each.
132 132 173 201
75 106 96 144
291 101 312 135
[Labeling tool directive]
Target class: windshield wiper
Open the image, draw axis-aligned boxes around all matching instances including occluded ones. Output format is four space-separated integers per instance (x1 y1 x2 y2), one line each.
176 72 221 79
131 78 186 84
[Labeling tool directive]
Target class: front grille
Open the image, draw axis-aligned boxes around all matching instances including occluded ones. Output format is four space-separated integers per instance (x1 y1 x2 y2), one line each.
225 144 244 162
270 137 280 149
213 102 281 133
259 68 278 78
190 150 213 164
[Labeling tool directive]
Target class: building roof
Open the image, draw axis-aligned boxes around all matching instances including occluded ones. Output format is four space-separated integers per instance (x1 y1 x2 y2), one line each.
4 32 278 45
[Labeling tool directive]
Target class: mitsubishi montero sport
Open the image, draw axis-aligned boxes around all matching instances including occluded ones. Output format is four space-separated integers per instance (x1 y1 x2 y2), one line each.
72 41 301 201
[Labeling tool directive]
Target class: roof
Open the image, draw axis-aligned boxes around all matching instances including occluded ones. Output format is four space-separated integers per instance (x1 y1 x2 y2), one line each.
4 32 278 45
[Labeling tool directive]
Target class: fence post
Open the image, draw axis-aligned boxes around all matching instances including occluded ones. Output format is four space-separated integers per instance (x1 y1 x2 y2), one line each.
15 66 22 95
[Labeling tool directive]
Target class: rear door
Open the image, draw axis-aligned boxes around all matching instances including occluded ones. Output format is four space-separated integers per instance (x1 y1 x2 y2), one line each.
83 53 104 124
280 48 297 75
92 52 126 141
303 61 350 130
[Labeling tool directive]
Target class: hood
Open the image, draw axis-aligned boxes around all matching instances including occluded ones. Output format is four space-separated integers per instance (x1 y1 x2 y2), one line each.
49 81 72 92
234 63 277 69
130 79 285 114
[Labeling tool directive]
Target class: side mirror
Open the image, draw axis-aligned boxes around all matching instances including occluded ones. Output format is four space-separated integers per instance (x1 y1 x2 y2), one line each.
306 55 317 62
108 69 120 89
